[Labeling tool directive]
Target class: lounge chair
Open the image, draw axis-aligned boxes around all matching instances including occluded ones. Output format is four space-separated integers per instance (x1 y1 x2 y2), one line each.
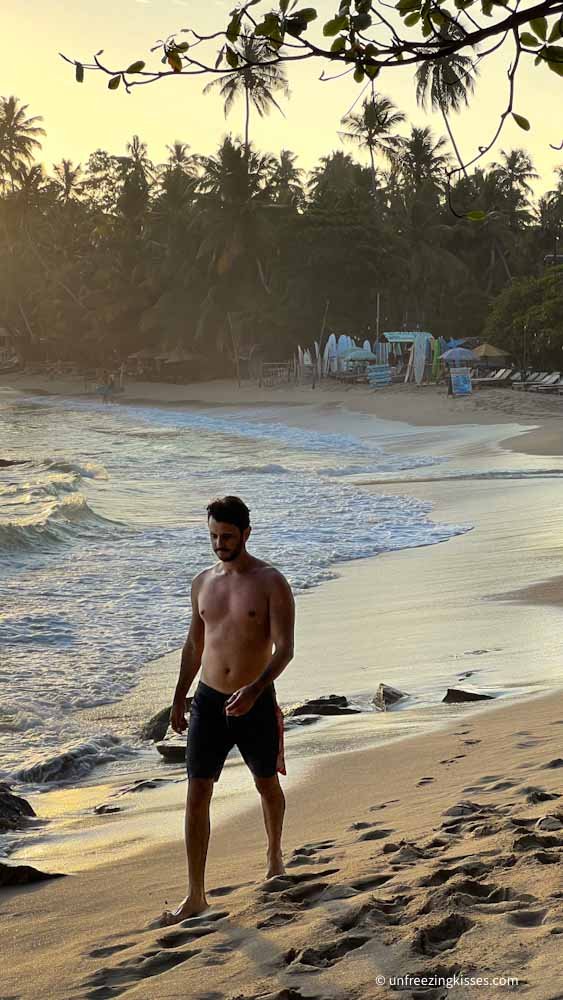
513 372 546 391
473 368 512 388
528 372 561 392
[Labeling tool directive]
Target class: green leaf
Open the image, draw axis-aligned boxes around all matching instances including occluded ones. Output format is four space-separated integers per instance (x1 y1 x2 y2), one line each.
519 31 539 47
175 42 190 52
168 51 183 72
530 16 548 39
126 60 146 73
466 210 487 221
482 1 493 15
397 0 420 11
108 75 121 90
255 13 281 36
353 12 372 30
542 44 563 74
404 12 421 25
226 13 242 42
512 112 531 131
365 63 380 78
294 7 317 22
225 46 239 68
280 0 291 10
75 62 84 83
330 35 347 52
353 66 365 82
323 14 349 35
548 18 563 42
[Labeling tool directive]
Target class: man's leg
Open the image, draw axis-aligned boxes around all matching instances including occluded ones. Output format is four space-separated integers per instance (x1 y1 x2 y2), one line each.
160 777 214 925
254 774 286 879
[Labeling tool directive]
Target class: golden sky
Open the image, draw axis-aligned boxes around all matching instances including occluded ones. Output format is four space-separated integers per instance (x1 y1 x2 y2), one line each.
3 0 562 193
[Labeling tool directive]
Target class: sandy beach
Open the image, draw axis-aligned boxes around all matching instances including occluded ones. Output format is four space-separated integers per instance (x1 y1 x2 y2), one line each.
2 373 563 999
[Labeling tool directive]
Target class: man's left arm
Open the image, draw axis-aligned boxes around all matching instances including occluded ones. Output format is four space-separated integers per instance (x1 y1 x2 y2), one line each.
225 573 295 715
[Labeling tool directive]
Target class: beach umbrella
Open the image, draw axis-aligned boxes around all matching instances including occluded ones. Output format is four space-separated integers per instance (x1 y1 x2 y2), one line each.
473 343 508 359
440 347 477 363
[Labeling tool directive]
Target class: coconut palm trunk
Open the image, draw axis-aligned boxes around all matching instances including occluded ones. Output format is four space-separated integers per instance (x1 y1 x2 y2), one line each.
440 104 467 179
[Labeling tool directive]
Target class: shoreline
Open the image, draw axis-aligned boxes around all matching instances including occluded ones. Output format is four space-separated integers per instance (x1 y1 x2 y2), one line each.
2 371 562 456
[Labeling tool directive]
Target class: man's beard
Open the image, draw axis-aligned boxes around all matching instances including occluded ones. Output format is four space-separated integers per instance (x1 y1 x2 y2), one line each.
215 543 243 562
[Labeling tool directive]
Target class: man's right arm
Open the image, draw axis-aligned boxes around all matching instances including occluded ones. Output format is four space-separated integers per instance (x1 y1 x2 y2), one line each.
170 576 205 734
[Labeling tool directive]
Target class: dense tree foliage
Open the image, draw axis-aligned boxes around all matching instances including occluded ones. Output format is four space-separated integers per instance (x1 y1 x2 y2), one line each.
0 93 561 370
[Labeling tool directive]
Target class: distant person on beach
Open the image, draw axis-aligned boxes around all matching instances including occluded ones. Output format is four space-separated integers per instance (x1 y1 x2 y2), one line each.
162 495 295 925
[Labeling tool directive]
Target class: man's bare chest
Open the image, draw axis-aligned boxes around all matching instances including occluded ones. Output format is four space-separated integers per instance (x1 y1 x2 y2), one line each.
199 578 269 633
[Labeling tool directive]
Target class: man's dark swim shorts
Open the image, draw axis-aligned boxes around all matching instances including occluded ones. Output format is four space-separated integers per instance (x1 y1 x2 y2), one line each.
186 680 286 781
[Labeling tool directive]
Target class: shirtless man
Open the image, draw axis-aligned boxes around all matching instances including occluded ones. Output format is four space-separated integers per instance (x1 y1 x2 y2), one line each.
162 495 295 925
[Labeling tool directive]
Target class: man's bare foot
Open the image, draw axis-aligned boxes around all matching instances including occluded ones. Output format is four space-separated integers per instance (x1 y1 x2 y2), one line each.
158 895 209 927
265 852 285 879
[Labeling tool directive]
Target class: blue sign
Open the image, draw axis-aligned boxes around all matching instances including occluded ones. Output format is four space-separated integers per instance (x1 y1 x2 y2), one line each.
451 368 472 396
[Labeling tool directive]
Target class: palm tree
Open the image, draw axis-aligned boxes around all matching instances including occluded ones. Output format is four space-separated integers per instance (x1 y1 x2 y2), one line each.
53 159 84 204
491 148 538 228
202 37 290 154
268 149 305 210
0 96 45 192
339 94 406 196
400 126 450 191
309 150 372 209
415 34 478 177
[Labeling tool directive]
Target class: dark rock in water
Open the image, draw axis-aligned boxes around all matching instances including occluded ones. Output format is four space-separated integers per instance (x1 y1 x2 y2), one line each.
0 783 36 833
115 778 169 795
442 688 494 703
140 697 192 742
0 458 29 468
373 684 409 712
289 694 360 716
283 715 319 731
94 803 122 815
156 741 186 763
0 861 65 887
141 705 172 742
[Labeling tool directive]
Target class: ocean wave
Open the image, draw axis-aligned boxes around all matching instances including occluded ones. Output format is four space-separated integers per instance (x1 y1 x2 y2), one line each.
215 463 292 476
0 492 124 551
43 459 108 480
13 735 137 784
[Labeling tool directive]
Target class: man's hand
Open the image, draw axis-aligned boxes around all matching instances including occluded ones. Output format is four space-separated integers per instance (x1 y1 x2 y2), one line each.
224 683 260 717
170 698 188 734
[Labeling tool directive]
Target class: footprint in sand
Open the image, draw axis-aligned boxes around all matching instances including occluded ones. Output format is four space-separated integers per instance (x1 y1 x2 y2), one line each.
256 909 298 929
519 786 561 804
513 832 563 852
413 913 474 956
348 872 394 892
357 827 395 842
506 909 548 927
420 877 537 914
84 945 202 998
87 942 136 959
369 799 400 812
208 883 249 897
285 933 371 970
260 868 340 896
542 758 563 769
417 777 435 786
463 739 481 746
155 923 222 948
333 893 414 931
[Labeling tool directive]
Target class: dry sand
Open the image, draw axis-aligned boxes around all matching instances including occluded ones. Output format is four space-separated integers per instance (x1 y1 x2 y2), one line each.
2 373 563 999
